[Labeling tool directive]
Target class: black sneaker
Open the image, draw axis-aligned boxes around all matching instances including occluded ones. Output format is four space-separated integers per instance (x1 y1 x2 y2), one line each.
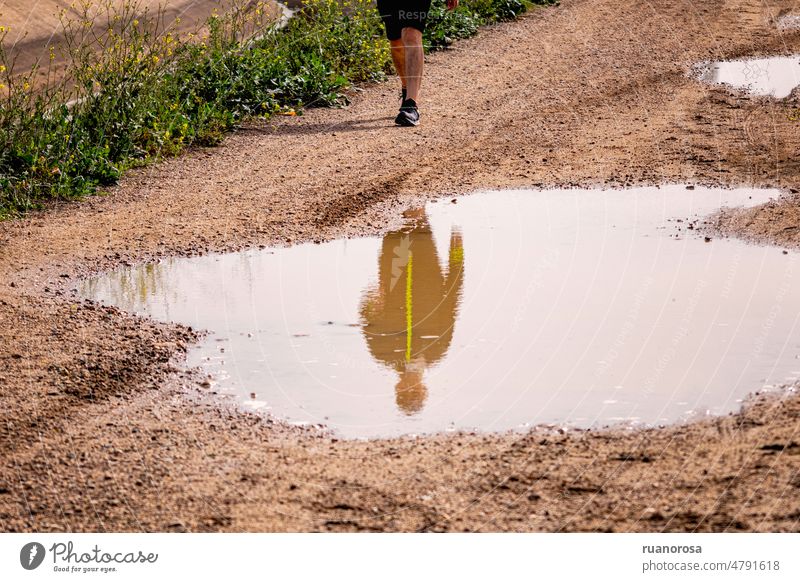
395 98 420 127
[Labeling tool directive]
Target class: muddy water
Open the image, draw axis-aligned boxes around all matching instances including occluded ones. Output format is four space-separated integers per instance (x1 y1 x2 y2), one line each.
80 185 799 438
699 55 800 98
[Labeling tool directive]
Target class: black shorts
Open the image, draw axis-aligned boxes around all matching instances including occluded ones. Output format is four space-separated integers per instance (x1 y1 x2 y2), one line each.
376 0 433 41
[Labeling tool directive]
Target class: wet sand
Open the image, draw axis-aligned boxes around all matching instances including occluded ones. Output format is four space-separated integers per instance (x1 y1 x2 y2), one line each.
1 0 800 532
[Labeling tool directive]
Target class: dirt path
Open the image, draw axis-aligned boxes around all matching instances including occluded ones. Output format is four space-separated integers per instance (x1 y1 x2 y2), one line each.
2 0 800 532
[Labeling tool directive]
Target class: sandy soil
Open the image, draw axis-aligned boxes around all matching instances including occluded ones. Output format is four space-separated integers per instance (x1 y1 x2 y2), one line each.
2 0 800 532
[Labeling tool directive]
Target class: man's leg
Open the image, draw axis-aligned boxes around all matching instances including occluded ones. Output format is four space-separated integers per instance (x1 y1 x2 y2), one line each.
389 39 407 94
401 27 424 103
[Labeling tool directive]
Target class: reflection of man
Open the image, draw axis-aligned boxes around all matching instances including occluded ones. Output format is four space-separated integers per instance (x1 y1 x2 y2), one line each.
360 208 464 415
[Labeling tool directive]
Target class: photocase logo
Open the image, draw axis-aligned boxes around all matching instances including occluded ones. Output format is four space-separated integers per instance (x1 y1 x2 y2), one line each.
20 542 46 570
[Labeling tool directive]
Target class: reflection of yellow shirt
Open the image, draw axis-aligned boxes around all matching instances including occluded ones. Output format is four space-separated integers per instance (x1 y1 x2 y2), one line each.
360 215 464 414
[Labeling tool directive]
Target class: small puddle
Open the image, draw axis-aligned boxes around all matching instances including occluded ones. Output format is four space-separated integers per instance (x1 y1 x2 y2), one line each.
777 14 800 30
698 55 800 98
80 185 799 438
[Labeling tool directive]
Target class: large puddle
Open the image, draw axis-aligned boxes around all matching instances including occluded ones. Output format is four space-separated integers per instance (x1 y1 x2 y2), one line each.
698 55 800 98
80 185 800 438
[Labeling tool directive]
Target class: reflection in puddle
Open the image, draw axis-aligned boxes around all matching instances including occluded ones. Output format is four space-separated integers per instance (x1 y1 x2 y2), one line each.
698 55 800 98
360 208 464 416
80 186 799 438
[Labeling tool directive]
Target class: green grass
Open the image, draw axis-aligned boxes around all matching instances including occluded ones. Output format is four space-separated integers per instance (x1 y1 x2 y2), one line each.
0 0 557 218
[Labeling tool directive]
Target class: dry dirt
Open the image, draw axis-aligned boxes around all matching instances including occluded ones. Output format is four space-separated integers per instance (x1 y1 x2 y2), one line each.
2 0 800 532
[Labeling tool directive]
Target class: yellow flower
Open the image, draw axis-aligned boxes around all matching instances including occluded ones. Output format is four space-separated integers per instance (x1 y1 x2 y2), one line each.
151 55 159 64
133 19 139 26
23 81 30 91
0 65 5 73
